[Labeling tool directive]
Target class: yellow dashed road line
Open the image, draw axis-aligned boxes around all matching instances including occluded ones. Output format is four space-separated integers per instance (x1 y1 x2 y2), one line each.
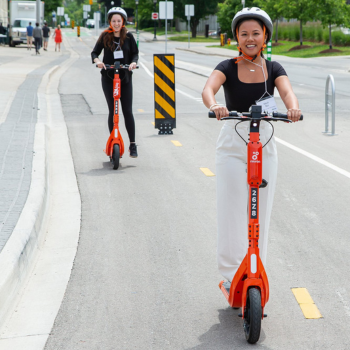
171 140 182 147
137 109 144 112
292 288 323 319
200 168 215 177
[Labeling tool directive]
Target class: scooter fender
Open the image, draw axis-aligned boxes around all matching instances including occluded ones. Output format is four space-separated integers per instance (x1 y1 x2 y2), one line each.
227 254 269 312
104 130 124 157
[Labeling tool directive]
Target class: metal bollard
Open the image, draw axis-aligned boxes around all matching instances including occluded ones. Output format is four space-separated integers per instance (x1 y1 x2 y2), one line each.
324 74 337 136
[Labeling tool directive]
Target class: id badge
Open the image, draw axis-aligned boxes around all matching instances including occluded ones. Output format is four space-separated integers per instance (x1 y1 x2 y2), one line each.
255 95 278 113
114 50 124 59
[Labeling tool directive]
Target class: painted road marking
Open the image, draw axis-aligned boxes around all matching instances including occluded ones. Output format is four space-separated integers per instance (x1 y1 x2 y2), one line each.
200 168 215 177
292 288 322 319
137 109 144 112
151 122 155 126
171 140 182 147
276 137 350 180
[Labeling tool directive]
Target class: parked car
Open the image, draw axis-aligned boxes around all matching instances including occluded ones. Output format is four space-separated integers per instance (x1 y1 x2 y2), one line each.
86 19 95 28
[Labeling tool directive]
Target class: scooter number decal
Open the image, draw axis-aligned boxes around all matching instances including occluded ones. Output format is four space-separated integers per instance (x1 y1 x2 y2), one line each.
115 100 118 115
251 188 258 219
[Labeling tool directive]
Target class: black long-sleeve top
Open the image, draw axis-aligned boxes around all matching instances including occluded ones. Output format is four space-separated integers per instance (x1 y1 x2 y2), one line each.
91 31 139 66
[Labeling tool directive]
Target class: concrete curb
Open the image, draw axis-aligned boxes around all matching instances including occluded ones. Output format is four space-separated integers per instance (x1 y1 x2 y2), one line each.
0 65 56 326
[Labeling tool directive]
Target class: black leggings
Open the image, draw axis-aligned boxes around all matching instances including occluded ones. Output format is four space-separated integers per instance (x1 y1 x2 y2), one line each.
101 75 135 143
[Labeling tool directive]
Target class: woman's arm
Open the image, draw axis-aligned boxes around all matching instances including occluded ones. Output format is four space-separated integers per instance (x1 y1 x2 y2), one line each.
275 75 302 122
202 70 228 120
91 38 106 69
128 33 139 71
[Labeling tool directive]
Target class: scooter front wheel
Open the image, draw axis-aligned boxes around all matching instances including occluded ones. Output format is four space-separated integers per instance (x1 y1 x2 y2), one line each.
112 144 120 170
243 287 262 344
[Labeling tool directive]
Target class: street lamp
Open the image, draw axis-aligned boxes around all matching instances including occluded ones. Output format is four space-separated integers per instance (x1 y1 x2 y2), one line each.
153 0 157 41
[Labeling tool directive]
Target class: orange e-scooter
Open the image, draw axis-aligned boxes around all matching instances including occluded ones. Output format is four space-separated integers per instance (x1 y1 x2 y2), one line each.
209 105 303 344
97 61 138 170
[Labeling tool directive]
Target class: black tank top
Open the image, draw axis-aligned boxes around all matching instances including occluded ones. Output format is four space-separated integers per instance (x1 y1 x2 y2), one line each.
215 58 287 112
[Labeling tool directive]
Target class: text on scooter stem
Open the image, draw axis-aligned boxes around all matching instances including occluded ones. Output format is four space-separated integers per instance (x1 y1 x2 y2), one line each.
251 188 258 219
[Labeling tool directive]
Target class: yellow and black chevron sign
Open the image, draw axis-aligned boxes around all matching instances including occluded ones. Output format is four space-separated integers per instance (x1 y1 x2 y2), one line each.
154 54 176 134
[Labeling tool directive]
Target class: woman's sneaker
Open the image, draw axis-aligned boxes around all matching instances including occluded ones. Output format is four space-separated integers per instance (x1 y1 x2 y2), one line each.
129 143 138 158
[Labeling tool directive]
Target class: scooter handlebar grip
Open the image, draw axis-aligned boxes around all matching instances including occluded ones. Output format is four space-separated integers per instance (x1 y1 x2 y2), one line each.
208 111 216 118
272 112 304 121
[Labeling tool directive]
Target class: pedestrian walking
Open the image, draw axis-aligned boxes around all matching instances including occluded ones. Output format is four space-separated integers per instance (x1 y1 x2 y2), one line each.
52 25 62 52
33 23 42 54
42 22 50 51
0 23 6 46
26 22 34 50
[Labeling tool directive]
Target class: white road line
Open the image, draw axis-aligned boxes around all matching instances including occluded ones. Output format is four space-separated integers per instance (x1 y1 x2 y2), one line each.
139 59 203 101
139 60 153 78
275 137 350 179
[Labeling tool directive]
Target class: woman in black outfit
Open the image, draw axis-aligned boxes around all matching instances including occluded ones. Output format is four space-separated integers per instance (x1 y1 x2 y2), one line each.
91 7 139 158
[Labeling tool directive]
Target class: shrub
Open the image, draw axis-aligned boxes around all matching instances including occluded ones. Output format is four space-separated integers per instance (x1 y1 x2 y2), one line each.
276 21 350 46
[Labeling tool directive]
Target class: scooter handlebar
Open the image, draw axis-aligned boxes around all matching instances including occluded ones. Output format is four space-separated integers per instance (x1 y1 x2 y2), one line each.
208 111 303 121
95 64 139 69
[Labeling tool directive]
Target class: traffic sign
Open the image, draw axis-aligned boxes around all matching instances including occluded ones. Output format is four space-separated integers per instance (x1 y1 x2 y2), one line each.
159 1 173 20
152 12 159 20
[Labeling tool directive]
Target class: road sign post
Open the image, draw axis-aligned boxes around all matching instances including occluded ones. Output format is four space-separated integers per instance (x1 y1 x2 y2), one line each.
185 4 194 48
267 40 272 61
152 12 158 41
154 54 176 134
159 1 173 53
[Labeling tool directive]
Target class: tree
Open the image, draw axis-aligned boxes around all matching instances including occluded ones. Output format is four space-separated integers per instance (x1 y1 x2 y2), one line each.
255 0 284 42
282 0 315 46
174 0 218 38
314 0 350 49
123 0 155 28
217 0 257 38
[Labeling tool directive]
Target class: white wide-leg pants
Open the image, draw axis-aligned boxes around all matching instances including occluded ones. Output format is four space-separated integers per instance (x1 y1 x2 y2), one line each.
216 120 278 282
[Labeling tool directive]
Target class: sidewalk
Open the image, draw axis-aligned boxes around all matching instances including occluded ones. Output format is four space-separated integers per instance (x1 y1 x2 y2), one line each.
0 37 80 346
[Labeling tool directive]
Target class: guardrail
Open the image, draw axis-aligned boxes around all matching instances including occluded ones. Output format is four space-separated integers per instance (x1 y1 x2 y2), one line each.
324 74 337 136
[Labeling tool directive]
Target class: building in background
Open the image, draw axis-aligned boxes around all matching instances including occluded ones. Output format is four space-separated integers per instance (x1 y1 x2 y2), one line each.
0 0 8 26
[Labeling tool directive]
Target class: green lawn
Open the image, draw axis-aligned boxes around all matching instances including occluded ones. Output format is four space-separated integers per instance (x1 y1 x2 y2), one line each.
209 40 350 58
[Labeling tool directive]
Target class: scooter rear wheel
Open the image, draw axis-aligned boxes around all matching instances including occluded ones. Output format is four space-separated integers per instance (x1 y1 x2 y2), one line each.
243 287 262 344
112 144 120 170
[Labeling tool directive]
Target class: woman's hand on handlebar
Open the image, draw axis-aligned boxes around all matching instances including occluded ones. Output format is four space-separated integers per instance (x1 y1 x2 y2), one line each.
287 108 302 122
96 61 106 70
129 62 137 71
211 105 229 120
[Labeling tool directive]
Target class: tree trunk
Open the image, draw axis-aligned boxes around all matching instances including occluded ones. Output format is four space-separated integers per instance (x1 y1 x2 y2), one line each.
191 18 199 38
329 23 332 49
275 19 278 43
300 20 303 46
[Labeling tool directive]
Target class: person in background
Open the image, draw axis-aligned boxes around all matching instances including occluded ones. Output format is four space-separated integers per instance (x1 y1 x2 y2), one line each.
42 22 50 51
91 7 139 158
33 22 42 54
26 22 34 50
52 25 62 52
0 23 6 46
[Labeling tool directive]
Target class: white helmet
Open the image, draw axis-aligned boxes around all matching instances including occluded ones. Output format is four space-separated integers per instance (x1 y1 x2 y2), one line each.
108 7 127 22
232 7 273 43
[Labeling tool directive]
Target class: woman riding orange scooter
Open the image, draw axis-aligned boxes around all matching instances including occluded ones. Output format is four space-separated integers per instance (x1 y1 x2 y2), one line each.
91 7 139 158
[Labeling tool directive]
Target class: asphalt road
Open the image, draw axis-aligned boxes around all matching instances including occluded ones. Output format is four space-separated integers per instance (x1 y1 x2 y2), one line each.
44 29 350 349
